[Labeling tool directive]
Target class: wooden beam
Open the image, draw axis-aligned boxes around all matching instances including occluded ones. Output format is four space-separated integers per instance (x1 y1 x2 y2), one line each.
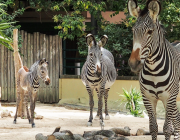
13 29 25 117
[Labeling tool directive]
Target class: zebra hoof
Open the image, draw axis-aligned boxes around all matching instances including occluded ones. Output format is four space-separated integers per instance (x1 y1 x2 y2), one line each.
99 120 105 129
32 123 35 128
105 115 110 120
13 120 16 124
94 115 99 120
87 122 92 127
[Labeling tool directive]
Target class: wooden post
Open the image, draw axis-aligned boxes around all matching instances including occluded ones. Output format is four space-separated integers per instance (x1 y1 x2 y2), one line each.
13 29 25 117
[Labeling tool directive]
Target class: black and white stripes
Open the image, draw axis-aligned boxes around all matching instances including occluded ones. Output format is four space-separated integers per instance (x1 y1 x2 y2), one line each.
81 34 116 128
128 0 180 140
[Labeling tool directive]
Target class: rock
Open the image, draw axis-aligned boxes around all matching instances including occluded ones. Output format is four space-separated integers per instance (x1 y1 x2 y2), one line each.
35 114 43 119
1 110 11 118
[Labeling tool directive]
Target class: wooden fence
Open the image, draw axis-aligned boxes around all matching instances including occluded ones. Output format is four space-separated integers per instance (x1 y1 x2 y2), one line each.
0 30 62 103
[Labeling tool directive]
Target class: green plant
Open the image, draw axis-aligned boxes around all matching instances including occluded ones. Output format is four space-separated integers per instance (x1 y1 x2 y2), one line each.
119 87 144 117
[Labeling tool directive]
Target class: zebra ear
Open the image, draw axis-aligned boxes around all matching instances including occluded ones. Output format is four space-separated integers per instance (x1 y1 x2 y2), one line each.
39 59 45 65
128 0 140 18
86 34 96 48
98 35 108 47
147 0 161 22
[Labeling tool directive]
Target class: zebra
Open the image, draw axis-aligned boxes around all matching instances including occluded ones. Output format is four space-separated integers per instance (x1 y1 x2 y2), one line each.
13 58 50 128
81 34 117 129
128 0 180 139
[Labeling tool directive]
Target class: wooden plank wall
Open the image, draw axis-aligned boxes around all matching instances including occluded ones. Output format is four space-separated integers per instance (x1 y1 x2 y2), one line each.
0 30 62 103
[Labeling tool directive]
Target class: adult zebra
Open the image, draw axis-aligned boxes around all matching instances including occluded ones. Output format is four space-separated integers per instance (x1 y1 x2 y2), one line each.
128 0 180 139
81 34 116 128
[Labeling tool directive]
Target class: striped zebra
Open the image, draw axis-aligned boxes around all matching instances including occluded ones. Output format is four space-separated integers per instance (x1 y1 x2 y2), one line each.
81 34 116 128
13 58 50 128
128 0 180 139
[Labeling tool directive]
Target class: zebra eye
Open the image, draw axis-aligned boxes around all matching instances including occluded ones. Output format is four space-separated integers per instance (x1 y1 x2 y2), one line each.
89 53 93 56
147 30 153 35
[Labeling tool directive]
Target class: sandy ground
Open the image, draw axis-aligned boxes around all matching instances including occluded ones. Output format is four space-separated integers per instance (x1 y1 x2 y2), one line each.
0 103 174 140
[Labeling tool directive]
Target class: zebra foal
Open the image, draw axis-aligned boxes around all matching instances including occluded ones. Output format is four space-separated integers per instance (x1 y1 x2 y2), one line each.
128 0 180 139
13 58 50 128
81 34 116 128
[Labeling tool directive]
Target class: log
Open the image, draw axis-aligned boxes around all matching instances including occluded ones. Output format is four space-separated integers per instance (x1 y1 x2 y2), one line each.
35 133 48 140
53 132 85 140
13 29 26 118
52 127 61 134
83 130 115 139
136 128 164 136
47 135 56 140
115 137 129 140
110 126 131 136
93 135 108 140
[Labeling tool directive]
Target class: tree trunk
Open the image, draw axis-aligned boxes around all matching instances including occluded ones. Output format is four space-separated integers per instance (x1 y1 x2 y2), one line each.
13 29 25 118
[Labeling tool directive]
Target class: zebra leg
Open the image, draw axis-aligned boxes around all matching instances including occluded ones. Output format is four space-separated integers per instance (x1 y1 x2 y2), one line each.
142 94 158 140
86 86 94 126
104 88 110 120
98 86 105 129
29 91 35 128
95 88 99 120
14 74 21 124
24 93 30 123
33 93 37 110
172 108 180 140
163 96 180 140
13 92 21 124
162 99 174 140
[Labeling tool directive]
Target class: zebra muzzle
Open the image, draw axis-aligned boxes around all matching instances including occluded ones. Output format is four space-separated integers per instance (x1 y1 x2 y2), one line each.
45 78 50 85
96 65 101 77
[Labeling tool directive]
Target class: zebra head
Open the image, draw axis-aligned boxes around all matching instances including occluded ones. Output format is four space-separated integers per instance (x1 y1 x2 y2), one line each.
37 58 50 85
128 0 161 73
86 34 108 77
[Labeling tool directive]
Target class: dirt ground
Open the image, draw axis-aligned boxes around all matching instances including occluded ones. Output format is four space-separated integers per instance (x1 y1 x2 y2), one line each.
0 103 174 140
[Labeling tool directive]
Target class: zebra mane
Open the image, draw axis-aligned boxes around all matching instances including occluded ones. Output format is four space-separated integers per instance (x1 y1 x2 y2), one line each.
29 60 40 72
28 60 40 82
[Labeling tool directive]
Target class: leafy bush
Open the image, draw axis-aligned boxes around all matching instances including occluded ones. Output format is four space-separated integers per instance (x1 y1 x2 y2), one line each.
119 87 144 117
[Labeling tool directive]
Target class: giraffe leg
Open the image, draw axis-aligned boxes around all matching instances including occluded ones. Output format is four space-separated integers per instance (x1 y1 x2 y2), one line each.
24 93 30 123
86 85 94 126
29 91 35 128
142 94 158 140
13 92 21 124
104 88 110 120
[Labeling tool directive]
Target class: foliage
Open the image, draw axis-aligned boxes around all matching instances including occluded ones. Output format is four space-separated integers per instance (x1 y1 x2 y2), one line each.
2 0 180 75
159 1 180 42
123 0 180 42
77 20 134 76
0 4 14 50
0 1 24 50
119 87 144 117
54 12 86 40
